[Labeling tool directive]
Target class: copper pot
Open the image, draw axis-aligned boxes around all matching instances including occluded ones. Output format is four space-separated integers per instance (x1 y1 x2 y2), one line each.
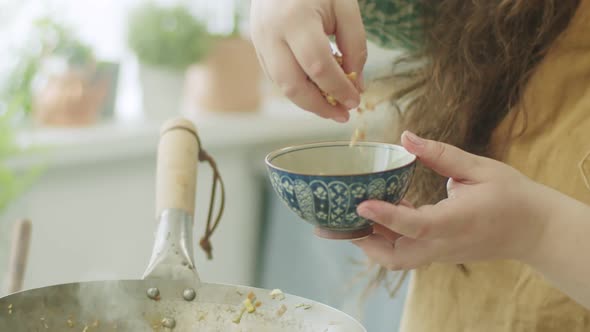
33 66 107 127
186 37 262 113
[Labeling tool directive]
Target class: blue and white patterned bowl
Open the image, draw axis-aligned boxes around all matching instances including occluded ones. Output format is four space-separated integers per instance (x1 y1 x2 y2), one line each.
265 141 416 240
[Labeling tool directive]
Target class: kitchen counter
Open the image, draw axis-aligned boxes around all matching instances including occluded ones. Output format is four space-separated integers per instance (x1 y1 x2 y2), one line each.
10 99 355 169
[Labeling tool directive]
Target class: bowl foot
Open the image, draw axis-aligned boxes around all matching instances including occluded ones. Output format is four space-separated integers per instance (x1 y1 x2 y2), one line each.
314 226 374 240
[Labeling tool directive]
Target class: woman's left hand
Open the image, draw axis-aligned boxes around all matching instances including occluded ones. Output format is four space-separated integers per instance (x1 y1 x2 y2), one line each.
354 131 557 270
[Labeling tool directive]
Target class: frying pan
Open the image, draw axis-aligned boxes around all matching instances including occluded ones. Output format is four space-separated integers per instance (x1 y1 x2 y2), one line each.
0 118 366 331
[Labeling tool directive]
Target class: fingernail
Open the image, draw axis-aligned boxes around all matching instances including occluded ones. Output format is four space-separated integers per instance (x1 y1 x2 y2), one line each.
404 131 425 146
345 99 359 110
357 205 377 221
333 113 349 123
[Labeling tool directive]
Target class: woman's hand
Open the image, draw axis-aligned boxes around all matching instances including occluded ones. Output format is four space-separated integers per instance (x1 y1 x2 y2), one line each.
250 0 367 122
354 131 558 270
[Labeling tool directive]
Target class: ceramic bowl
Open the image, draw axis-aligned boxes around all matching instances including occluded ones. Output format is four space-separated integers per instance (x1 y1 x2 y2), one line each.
265 141 416 240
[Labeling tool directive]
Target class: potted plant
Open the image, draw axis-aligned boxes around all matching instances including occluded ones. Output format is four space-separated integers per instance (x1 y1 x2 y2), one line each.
186 0 263 113
3 17 112 128
127 3 210 121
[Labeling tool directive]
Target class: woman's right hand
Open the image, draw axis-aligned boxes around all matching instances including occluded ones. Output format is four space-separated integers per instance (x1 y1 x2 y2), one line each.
250 0 367 122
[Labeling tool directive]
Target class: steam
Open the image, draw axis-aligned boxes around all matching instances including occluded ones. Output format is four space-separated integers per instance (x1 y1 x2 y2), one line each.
76 281 153 330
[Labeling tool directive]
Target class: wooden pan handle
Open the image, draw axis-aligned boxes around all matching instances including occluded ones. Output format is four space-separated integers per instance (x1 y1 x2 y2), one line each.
156 118 200 218
4 219 32 294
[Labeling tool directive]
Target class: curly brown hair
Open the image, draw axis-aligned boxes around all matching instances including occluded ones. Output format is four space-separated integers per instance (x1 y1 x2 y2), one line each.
368 0 581 297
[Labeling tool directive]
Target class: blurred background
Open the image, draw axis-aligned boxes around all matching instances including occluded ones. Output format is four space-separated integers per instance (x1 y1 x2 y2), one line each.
0 0 407 330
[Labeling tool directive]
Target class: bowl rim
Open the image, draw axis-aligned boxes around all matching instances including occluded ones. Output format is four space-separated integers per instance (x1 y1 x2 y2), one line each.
265 141 417 177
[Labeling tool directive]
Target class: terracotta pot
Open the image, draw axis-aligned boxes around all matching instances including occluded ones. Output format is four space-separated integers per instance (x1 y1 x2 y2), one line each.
33 67 107 127
186 37 262 113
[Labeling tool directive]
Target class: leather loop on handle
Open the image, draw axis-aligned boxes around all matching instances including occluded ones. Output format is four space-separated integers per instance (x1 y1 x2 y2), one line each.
156 117 226 260
4 219 32 294
156 118 200 217
198 150 226 260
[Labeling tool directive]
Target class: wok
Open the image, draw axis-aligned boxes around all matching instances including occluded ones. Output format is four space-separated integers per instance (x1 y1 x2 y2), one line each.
0 118 366 331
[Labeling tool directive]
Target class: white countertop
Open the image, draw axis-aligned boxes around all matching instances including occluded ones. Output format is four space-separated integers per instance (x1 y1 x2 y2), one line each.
11 98 356 169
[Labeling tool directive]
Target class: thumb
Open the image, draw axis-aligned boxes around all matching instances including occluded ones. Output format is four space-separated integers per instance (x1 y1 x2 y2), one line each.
401 131 484 181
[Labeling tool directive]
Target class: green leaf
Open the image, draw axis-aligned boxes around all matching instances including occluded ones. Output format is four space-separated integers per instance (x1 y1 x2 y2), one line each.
1 16 95 117
0 95 42 213
127 3 210 70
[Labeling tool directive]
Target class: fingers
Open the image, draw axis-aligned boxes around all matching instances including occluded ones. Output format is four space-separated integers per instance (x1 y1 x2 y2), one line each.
358 200 467 240
373 223 402 243
401 131 485 182
391 236 440 269
333 0 367 90
285 20 361 110
353 234 439 270
250 0 363 120
399 199 415 208
366 199 411 243
358 200 435 239
263 41 350 122
353 233 397 267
